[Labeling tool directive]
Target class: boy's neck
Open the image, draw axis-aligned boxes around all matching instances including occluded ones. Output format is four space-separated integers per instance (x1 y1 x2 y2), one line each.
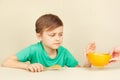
43 45 57 59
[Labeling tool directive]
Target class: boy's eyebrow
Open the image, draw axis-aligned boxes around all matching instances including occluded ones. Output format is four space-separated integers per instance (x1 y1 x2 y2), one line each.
48 32 63 34
58 32 63 33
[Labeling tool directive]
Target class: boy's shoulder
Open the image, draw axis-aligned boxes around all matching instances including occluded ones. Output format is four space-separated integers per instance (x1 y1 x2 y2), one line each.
28 42 42 50
58 46 72 55
58 46 69 52
58 45 65 49
30 42 41 46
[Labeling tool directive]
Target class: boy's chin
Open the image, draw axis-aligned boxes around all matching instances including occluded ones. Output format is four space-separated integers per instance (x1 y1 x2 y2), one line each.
52 46 60 49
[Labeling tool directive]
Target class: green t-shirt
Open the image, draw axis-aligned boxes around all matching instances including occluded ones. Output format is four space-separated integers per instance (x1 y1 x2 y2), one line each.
16 42 78 67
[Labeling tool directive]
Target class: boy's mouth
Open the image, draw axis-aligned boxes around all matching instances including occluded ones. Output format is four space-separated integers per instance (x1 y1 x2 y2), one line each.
54 43 61 45
52 43 61 46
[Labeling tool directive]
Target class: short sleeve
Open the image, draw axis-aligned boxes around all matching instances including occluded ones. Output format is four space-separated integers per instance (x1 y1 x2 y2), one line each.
64 49 78 67
16 46 32 62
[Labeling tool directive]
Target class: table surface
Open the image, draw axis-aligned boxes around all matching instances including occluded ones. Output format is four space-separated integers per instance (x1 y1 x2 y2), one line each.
0 65 120 80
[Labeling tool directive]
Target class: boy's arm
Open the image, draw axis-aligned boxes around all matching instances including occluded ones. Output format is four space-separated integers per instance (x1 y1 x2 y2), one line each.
2 55 29 70
83 62 91 68
76 64 81 67
2 55 44 72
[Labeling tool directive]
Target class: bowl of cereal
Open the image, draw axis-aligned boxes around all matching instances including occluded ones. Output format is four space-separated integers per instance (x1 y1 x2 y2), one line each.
87 52 111 68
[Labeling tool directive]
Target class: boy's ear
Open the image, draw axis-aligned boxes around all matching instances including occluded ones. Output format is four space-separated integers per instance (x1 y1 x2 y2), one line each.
36 33 42 41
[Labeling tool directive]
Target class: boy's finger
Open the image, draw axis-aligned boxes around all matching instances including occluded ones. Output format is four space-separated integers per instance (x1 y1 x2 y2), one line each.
28 67 34 72
36 65 42 72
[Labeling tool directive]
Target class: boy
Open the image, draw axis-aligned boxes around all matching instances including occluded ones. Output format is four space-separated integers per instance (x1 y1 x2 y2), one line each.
2 14 94 72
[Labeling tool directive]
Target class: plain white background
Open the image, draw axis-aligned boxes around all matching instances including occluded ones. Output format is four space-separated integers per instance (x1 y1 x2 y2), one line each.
0 0 120 66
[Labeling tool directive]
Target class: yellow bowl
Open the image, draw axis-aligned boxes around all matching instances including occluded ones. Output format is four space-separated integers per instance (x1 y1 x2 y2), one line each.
87 52 112 68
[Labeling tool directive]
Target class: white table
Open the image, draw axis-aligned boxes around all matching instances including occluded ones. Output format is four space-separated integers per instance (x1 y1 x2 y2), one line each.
0 66 120 80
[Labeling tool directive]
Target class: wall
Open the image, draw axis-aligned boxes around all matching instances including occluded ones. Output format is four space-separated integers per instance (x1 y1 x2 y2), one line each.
0 0 120 66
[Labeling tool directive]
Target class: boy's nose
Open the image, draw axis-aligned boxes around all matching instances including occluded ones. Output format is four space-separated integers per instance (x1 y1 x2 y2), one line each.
55 36 60 40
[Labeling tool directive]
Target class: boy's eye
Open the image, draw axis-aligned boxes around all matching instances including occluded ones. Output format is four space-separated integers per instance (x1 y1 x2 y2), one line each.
49 34 55 37
59 33 63 36
48 33 63 37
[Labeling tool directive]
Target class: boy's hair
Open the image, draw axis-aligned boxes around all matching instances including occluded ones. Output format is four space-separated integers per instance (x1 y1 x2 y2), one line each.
35 14 63 34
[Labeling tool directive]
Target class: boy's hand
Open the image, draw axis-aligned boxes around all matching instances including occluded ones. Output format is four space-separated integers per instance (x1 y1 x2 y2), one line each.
27 63 44 72
109 47 120 63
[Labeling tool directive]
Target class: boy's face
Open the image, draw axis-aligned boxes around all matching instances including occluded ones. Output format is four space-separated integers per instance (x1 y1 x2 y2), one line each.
39 26 63 50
